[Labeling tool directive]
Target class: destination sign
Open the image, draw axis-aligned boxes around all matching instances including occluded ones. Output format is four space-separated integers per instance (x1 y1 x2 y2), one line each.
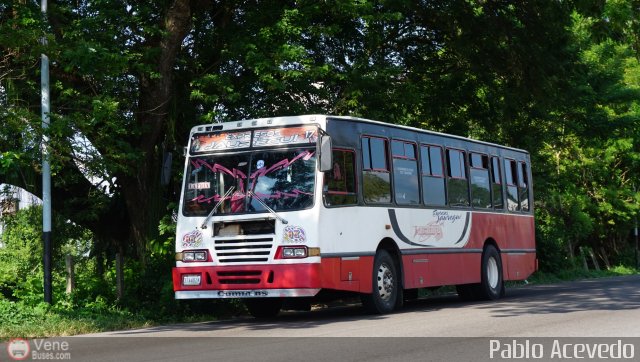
190 125 318 153
190 131 251 153
252 126 318 147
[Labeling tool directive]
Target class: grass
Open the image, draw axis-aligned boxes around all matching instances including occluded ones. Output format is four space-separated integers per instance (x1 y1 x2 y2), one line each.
519 265 638 286
1 304 147 339
1 300 154 340
0 298 231 341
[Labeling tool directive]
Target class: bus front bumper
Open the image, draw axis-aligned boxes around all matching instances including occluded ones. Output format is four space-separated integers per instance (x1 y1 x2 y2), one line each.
175 289 321 299
173 263 322 299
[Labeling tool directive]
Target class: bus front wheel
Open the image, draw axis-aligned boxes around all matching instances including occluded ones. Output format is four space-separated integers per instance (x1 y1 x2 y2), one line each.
361 250 399 314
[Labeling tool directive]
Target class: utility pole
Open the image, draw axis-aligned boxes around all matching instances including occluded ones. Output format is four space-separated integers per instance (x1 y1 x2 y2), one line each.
634 183 639 270
635 217 638 270
41 0 52 304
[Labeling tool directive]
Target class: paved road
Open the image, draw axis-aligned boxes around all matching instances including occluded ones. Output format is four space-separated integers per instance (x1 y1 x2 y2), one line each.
99 275 640 338
4 276 640 361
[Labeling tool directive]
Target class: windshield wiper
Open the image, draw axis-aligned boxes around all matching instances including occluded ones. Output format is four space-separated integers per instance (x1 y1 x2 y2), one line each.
200 186 235 229
247 190 288 224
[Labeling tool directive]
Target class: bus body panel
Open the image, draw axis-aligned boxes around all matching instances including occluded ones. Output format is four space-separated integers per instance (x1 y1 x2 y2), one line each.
173 114 537 302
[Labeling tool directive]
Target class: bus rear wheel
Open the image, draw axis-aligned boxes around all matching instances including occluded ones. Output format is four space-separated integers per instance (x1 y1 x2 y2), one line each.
456 245 504 301
244 298 282 318
479 245 504 300
361 250 399 314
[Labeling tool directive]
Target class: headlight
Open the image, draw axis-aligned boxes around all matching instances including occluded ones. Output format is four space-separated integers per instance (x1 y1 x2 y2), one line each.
278 246 308 259
179 250 208 262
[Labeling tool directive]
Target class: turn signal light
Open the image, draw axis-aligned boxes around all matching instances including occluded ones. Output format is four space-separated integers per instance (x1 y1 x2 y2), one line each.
275 246 320 259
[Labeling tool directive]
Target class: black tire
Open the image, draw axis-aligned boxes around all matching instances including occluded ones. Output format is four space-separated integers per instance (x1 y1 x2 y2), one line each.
361 250 399 314
244 298 282 318
478 245 504 300
456 245 504 301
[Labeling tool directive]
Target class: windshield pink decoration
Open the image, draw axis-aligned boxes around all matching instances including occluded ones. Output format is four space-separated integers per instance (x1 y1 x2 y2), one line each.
250 150 314 180
190 159 247 179
189 150 314 207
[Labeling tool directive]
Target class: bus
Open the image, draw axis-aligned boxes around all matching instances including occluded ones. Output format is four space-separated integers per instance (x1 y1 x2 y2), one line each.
173 115 536 317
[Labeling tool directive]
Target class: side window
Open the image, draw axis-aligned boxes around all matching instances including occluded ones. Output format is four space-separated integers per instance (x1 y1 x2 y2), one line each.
362 136 391 203
491 157 504 209
392 140 419 205
446 149 469 207
324 149 357 206
504 159 520 211
518 162 530 212
469 153 491 208
420 145 446 206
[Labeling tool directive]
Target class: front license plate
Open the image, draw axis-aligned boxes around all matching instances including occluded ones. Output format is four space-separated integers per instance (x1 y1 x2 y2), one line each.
182 274 201 286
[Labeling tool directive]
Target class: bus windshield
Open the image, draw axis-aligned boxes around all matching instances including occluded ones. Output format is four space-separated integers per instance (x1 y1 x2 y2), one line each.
182 147 316 216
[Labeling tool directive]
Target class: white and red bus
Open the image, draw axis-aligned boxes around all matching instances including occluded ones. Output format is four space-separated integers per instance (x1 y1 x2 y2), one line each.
173 115 536 317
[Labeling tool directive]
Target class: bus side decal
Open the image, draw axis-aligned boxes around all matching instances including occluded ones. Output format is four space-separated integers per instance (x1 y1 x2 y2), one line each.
388 209 419 246
387 209 471 248
454 213 471 245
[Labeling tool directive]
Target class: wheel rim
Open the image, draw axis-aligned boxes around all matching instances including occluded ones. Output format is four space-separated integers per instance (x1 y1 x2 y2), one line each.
487 257 499 289
377 263 394 301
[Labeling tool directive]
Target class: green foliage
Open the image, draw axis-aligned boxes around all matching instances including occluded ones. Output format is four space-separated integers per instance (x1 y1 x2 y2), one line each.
0 206 244 339
0 207 44 296
0 206 88 301
0 298 148 339
151 203 177 258
533 1 640 271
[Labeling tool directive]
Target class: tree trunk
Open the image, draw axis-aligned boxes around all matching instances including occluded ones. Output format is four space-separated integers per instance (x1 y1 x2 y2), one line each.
599 247 611 270
122 0 193 260
115 252 124 300
65 254 75 295
580 247 589 271
588 248 600 271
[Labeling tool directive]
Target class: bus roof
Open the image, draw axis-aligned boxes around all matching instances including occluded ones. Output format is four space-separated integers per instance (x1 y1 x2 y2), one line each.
190 114 529 155
327 115 529 154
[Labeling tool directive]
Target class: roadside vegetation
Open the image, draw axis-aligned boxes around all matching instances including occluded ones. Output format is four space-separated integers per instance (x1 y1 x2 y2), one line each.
1 0 640 340
0 206 245 340
524 265 638 286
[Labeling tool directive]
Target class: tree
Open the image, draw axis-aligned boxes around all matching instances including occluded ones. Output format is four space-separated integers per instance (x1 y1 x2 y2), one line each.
1 0 193 260
534 0 640 269
2 0 637 272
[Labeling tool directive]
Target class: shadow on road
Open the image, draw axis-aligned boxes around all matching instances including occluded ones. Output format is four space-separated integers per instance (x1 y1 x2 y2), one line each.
112 302 387 335
477 275 640 318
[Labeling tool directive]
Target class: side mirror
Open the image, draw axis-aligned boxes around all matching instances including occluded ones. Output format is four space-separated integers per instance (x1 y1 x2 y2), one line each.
318 135 333 172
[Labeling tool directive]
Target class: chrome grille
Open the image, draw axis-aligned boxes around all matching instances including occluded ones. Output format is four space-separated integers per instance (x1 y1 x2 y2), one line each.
214 237 273 263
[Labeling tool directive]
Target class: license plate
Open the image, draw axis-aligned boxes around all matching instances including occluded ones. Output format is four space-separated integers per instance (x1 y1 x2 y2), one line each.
182 274 201 286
